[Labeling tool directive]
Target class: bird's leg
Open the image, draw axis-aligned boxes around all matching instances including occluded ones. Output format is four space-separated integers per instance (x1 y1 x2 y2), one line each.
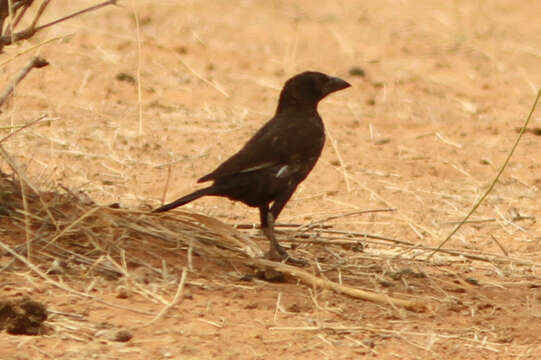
261 210 288 260
260 206 306 266
260 206 283 260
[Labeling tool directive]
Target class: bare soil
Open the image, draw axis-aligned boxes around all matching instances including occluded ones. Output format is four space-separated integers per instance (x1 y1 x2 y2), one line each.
1 0 541 359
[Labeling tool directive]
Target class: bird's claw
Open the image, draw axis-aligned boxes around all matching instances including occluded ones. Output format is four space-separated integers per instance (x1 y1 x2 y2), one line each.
266 246 308 267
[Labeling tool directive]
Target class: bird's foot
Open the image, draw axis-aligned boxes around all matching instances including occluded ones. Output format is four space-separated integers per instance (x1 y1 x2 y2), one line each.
266 245 308 267
284 255 308 267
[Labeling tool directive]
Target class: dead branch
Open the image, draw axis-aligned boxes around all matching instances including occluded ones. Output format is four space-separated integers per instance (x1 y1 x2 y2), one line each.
0 0 118 50
0 1 34 36
249 258 427 312
0 55 47 107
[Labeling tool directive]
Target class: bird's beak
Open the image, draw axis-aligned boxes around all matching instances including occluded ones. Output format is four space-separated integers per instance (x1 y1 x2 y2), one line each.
323 76 351 95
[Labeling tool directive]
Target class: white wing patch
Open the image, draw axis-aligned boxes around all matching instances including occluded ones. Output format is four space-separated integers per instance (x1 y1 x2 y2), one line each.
276 165 289 178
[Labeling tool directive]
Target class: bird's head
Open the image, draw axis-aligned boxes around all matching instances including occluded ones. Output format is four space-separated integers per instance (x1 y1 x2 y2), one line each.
277 71 351 112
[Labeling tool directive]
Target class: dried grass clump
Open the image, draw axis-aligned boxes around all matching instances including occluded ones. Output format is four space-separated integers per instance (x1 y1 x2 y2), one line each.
0 168 427 311
0 170 263 276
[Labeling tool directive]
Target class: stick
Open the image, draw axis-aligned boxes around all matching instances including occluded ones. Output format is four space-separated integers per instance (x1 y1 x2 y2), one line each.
0 114 46 143
233 208 396 230
148 267 188 324
10 1 32 31
131 2 144 136
0 0 118 46
0 56 48 107
249 258 427 312
297 208 396 231
29 0 51 30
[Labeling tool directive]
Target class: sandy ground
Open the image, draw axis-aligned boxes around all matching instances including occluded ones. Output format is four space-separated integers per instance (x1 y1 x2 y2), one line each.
1 0 541 358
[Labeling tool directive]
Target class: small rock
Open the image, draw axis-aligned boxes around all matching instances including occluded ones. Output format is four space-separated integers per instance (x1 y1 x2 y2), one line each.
114 329 133 342
255 268 285 282
348 66 366 77
115 72 136 85
115 285 130 299
97 328 133 342
373 138 391 145
0 297 48 335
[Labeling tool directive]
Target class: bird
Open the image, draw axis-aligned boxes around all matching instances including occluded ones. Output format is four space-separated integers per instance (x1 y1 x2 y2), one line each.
154 71 351 265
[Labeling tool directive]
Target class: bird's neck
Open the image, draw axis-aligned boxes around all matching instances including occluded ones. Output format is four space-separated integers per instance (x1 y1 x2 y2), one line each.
276 96 319 115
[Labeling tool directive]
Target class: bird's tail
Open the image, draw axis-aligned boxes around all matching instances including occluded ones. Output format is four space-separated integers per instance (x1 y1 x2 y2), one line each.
153 186 215 213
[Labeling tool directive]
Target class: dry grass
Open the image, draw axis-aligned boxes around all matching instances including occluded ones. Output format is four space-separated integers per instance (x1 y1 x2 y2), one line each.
0 158 427 311
3 159 541 356
1 0 541 358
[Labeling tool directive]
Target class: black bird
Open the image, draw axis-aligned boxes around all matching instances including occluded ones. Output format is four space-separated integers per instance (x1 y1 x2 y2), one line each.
154 71 351 264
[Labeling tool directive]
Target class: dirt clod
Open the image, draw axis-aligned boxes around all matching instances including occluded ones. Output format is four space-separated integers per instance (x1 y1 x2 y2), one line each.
0 297 48 335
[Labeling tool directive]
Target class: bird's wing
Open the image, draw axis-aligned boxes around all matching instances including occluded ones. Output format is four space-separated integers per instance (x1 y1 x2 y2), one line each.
199 111 321 182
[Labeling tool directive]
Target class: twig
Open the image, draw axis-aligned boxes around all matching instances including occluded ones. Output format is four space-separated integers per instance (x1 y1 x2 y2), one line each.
148 267 188 324
36 0 118 33
0 1 34 33
47 309 86 320
235 223 333 229
0 56 48 107
234 208 396 231
0 0 50 46
298 208 396 231
248 258 427 312
0 33 69 67
10 1 32 31
428 88 541 259
130 1 144 136
0 114 46 143
159 164 172 206
0 0 118 47
490 234 509 257
293 228 413 243
29 0 50 29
